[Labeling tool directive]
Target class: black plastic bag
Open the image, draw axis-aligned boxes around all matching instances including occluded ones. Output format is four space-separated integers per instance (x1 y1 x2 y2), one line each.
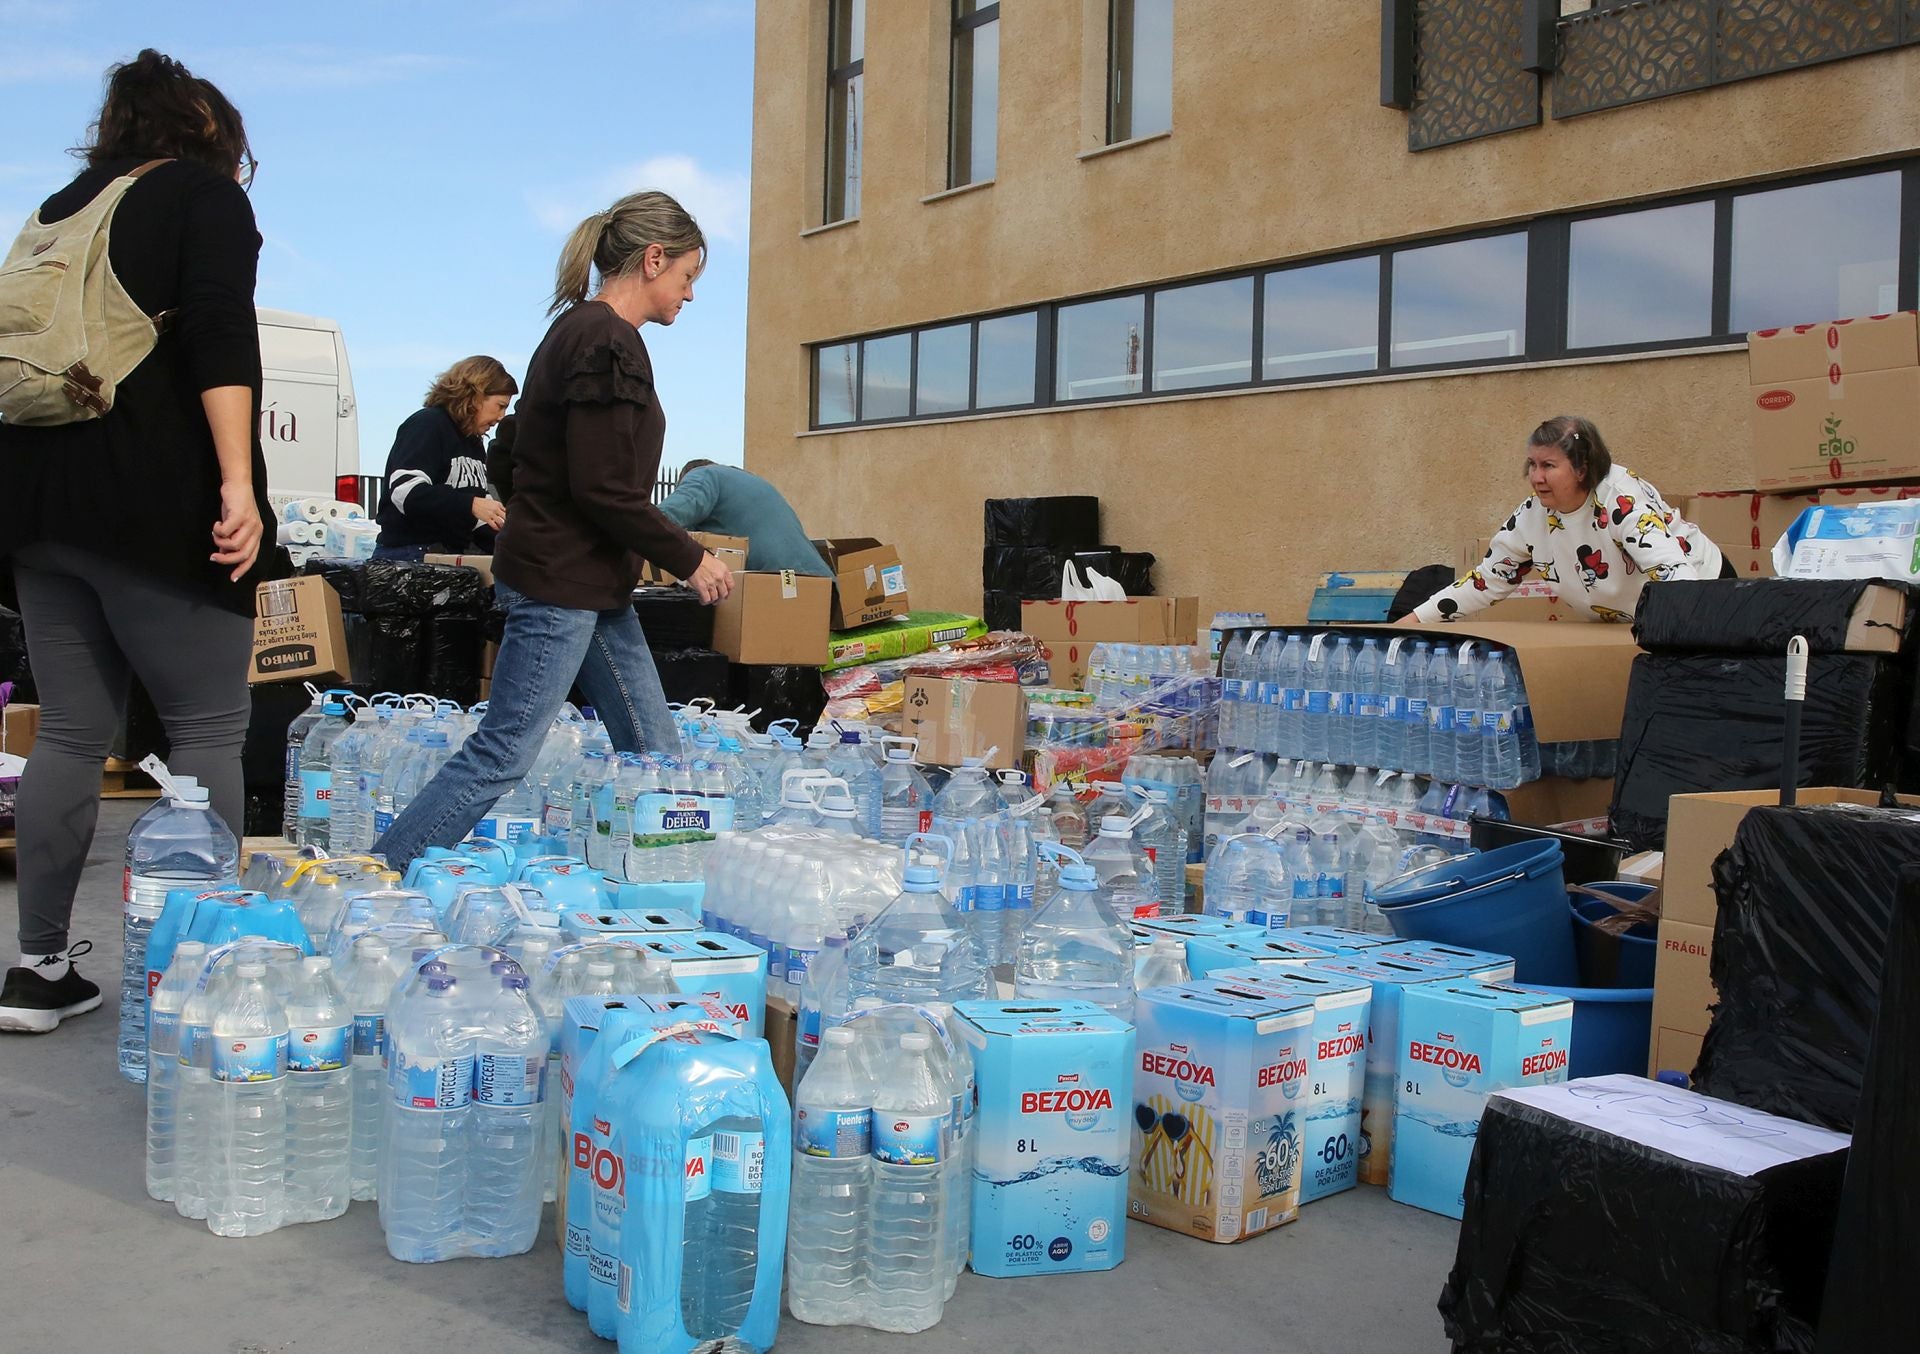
632 585 716 652
302 558 368 613
361 560 489 616
981 545 1064 597
982 495 1100 549
654 648 731 708
1633 578 1912 655
1609 652 1912 851
981 589 1024 633
1819 863 1920 1352
427 615 484 706
0 605 35 703
1103 549 1156 596
1694 802 1920 1132
1440 1088 1845 1353
366 616 429 693
729 663 826 734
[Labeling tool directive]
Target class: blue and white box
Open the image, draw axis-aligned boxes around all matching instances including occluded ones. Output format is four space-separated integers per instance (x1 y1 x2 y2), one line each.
1134 913 1259 941
1185 934 1333 979
1214 964 1372 1202
633 931 768 1037
1374 940 1516 983
1391 981 1573 1219
600 875 706 915
559 907 701 943
1271 925 1399 956
954 1000 1135 1277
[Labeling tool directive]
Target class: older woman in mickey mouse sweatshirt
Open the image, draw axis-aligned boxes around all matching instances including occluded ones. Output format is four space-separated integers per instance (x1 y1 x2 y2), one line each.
1412 416 1728 625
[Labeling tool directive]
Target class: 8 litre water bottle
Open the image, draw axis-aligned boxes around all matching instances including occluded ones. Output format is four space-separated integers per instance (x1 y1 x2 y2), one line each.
865 1030 950 1334
847 841 993 1008
284 956 352 1224
1352 637 1384 769
787 1025 874 1326
467 968 546 1256
146 940 207 1202
345 935 396 1201
283 686 324 840
1015 846 1136 1023
381 971 471 1262
1327 636 1355 766
206 959 290 1237
297 692 353 850
123 779 238 1083
1452 645 1485 788
878 738 934 845
1426 644 1458 784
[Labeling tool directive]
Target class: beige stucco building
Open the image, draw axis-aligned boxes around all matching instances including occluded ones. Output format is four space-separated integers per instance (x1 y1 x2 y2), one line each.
743 1 1920 623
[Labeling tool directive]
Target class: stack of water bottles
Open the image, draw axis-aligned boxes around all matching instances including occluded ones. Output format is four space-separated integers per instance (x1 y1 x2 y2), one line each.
1083 642 1215 710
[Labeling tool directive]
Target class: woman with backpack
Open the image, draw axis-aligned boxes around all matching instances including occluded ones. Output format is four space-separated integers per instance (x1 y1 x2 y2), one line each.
0 51 269 1033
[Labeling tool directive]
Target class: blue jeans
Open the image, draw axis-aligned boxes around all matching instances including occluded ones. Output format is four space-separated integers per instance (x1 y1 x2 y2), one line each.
371 582 678 869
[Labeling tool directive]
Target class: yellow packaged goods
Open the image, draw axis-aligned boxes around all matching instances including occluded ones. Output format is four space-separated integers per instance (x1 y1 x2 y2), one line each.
250 576 350 685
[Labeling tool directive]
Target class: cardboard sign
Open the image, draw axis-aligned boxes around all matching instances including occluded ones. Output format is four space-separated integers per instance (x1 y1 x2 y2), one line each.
250 575 350 685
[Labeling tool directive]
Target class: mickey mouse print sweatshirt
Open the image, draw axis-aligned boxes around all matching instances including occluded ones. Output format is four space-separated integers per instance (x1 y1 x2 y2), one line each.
1412 466 1725 624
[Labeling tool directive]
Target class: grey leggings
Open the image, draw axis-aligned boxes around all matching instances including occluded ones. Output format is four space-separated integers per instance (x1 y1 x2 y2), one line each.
11 542 252 952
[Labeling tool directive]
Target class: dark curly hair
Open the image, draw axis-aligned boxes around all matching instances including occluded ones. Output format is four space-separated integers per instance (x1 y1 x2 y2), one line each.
1527 415 1614 492
76 49 251 180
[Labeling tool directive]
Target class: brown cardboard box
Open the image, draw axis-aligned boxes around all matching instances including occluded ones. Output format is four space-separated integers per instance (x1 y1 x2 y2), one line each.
1747 313 1920 385
765 993 798 1100
1021 597 1201 690
826 542 910 629
639 532 748 586
1649 918 1715 1079
2 702 38 757
710 570 832 665
1747 316 1920 491
250 576 350 685
424 553 496 588
1482 584 1577 623
1662 787 1920 928
901 677 1027 769
1684 484 1920 558
1721 546 1775 578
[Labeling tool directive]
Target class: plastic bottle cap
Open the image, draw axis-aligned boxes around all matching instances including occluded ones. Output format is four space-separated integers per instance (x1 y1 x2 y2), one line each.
823 1027 856 1048
902 864 944 889
1059 863 1098 889
1099 816 1131 835
900 1032 931 1052
302 956 329 974
587 960 616 977
176 941 207 956
236 961 266 978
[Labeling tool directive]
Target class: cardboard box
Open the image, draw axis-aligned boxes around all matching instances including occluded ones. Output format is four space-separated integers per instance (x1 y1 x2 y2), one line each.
424 553 496 588
764 993 797 1101
1022 597 1201 691
1747 313 1920 385
639 532 749 586
1389 618 1642 743
1481 588 1578 623
900 677 1026 769
250 575 350 685
826 541 910 629
1 702 38 757
1747 316 1920 491
1649 919 1715 1081
710 570 831 666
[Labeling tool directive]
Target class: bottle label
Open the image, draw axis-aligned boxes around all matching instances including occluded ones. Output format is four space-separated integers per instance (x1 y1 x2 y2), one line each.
1305 690 1331 716
475 815 540 844
1454 707 1479 734
150 1007 181 1047
288 1023 350 1072
392 1046 473 1109
474 1052 542 1106
1292 877 1317 901
967 883 1005 914
713 1129 765 1194
1222 678 1243 701
918 809 934 835
566 1221 589 1258
1431 705 1455 733
797 1106 872 1158
684 1135 714 1201
798 1006 823 1049
212 1032 289 1083
873 1111 947 1166
352 1012 386 1058
1406 696 1428 723
546 806 574 835
786 946 818 984
300 768 333 820
374 810 396 835
179 1022 211 1067
768 943 788 982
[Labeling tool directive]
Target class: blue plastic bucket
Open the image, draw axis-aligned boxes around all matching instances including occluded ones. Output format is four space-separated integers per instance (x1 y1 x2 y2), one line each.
1526 982 1655 1080
1570 882 1657 988
1374 840 1577 985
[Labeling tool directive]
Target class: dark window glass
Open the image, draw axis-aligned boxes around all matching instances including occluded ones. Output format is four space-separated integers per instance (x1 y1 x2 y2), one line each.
951 3 1000 187
826 0 866 222
1264 257 1379 379
1152 277 1253 391
915 324 971 415
976 311 1038 408
1109 0 1173 143
1056 295 1146 401
1730 172 1900 334
1390 233 1528 368
1568 202 1715 348
815 343 858 426
860 333 911 421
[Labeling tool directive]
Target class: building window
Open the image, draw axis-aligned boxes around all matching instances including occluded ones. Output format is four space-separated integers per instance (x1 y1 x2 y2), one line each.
1264 257 1379 380
1057 294 1146 401
1568 202 1715 350
1729 171 1900 335
1152 277 1252 392
950 2 1000 187
914 323 971 415
825 0 866 223
1390 233 1529 368
814 342 858 425
860 332 912 421
977 310 1040 408
1108 0 1173 144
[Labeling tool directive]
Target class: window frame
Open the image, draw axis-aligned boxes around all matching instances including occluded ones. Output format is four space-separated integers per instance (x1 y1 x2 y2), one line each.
824 0 866 224
948 1 1001 190
1107 0 1173 145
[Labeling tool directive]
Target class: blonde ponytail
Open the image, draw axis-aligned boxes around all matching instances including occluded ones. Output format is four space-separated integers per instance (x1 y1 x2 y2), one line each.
547 191 706 316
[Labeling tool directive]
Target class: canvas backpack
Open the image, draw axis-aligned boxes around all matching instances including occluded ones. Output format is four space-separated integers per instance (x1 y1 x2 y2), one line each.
0 158 172 426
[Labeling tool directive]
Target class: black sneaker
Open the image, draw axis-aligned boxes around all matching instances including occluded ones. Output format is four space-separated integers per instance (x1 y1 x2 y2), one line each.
0 942 102 1033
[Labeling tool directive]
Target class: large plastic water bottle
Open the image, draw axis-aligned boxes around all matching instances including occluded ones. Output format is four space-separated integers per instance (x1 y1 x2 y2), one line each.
1352 637 1384 770
787 1024 874 1326
1327 635 1355 766
173 956 237 1221
380 970 471 1262
866 1029 950 1334
145 939 207 1202
296 692 353 850
1452 643 1485 788
1083 814 1160 921
796 931 853 1088
687 1107 769 1340
1242 632 1272 755
1284 828 1318 926
327 709 378 855
467 966 546 1256
1377 638 1411 776
824 728 880 839
1426 644 1458 784
123 775 238 1083
283 955 352 1224
206 958 290 1237
283 686 325 840
1015 844 1136 1022
1136 933 1191 989
1404 640 1433 777
1132 789 1189 915
387 728 454 836
344 935 397 1201
1218 629 1250 749
847 837 992 1008
570 750 618 865
1273 632 1304 759
1300 633 1332 763
923 1001 974 1297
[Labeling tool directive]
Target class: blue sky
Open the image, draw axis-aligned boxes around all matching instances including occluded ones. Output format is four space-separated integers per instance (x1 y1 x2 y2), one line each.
0 0 756 474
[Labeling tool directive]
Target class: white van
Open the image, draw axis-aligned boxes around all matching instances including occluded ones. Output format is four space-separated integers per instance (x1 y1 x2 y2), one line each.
257 307 375 511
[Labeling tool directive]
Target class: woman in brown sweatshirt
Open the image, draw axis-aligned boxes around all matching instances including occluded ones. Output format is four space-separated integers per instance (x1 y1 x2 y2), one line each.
373 190 733 869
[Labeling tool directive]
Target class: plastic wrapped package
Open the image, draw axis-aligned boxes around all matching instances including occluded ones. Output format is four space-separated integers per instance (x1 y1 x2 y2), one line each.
1819 863 1920 1352
1694 801 1920 1132
981 589 1023 633
367 616 430 695
426 615 485 706
361 560 489 616
982 495 1100 549
981 545 1064 597
632 585 717 652
1631 578 1912 654
1609 652 1915 851
1101 550 1156 597
1440 1076 1848 1354
728 664 826 734
653 648 730 708
820 631 1047 724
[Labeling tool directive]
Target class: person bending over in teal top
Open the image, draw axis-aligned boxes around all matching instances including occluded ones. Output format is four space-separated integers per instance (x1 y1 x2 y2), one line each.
658 459 832 576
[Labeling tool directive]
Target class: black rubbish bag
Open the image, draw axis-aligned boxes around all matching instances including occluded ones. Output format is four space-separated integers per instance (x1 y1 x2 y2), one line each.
1609 652 1913 851
361 560 489 616
1104 549 1156 596
366 615 429 693
982 496 1100 550
632 585 716 652
1818 863 1920 1353
427 614 484 706
654 648 731 708
982 589 1024 633
729 663 826 734
0 605 35 703
982 545 1064 598
1694 801 1920 1132
1632 577 1913 655
1440 1080 1848 1354
301 558 368 613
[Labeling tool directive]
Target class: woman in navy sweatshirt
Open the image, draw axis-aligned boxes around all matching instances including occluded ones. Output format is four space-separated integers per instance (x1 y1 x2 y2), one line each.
372 356 517 559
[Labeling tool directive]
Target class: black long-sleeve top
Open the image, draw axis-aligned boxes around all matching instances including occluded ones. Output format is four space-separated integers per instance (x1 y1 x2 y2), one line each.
373 406 492 552
0 157 272 615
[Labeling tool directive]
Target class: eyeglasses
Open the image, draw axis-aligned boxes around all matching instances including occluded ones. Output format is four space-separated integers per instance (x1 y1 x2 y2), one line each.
238 155 258 192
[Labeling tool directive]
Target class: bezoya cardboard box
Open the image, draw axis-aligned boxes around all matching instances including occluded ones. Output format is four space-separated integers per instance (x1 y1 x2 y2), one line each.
1747 314 1920 491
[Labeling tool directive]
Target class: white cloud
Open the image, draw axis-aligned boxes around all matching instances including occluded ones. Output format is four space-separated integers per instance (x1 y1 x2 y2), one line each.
0 47 102 83
205 46 464 93
526 154 751 244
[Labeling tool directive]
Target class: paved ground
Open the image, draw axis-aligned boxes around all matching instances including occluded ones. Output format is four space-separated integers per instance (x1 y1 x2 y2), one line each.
1 801 1461 1353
